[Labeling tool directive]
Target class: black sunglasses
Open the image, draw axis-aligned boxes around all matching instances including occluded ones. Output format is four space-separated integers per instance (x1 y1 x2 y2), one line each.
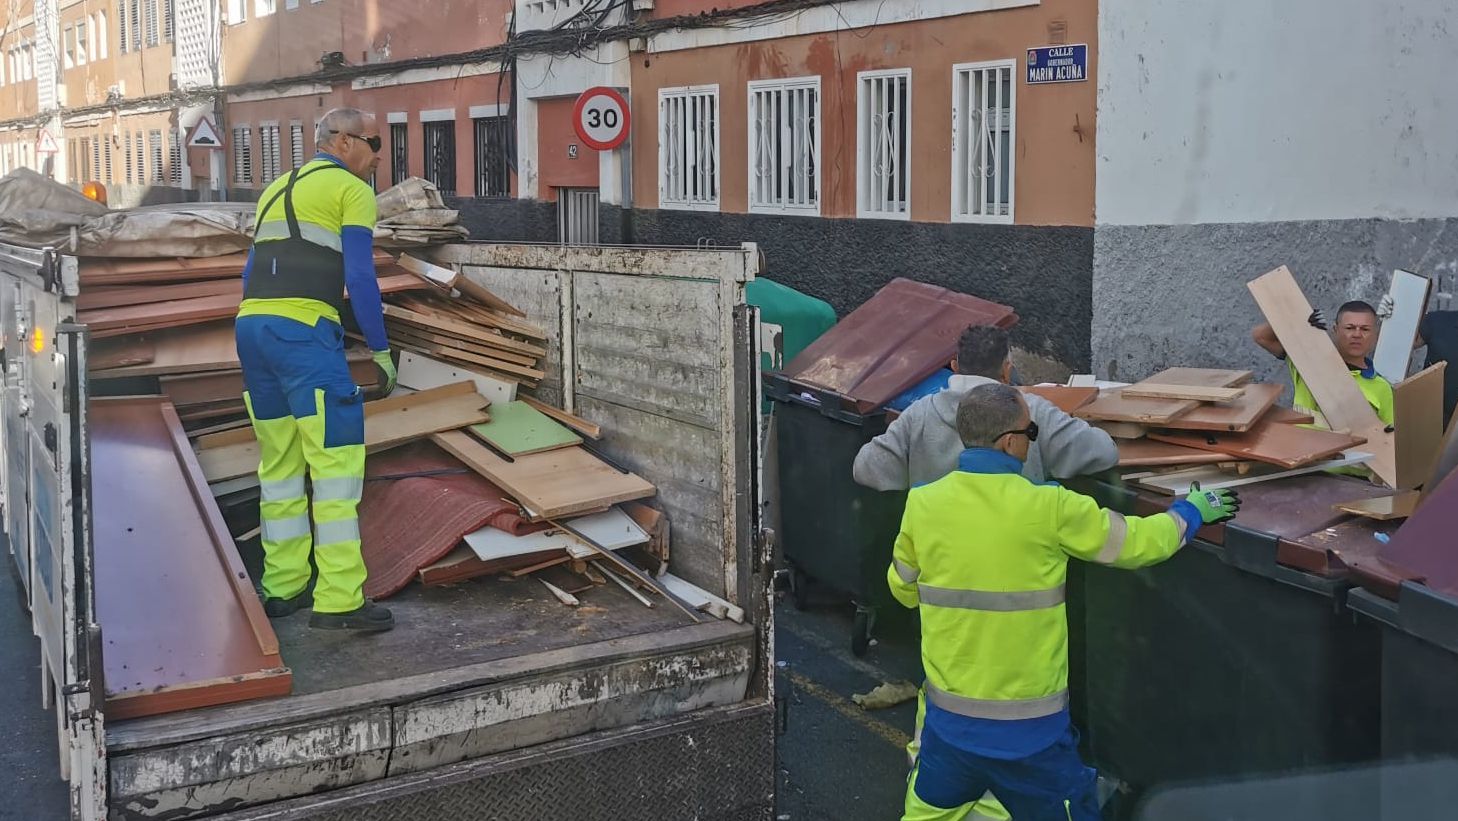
994 420 1040 443
333 131 382 153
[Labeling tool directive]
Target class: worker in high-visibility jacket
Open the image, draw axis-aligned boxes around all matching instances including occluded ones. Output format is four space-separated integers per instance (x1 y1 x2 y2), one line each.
236 107 397 632
892 384 1239 820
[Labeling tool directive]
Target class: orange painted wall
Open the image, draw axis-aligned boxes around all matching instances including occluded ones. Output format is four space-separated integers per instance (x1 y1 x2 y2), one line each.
630 0 1096 226
535 96 599 199
224 0 513 86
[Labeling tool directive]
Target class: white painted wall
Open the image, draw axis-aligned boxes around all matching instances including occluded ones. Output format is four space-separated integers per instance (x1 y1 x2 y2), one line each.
1097 0 1458 226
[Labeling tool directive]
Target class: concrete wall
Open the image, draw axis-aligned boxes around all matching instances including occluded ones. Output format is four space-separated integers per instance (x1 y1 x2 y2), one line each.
1094 0 1458 382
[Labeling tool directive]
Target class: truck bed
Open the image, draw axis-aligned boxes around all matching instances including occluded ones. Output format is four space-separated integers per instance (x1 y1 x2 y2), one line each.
104 576 754 820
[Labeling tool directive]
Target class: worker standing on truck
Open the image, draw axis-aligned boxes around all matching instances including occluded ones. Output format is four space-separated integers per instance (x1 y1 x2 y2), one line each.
1251 300 1395 429
235 107 398 632
893 384 1239 820
854 325 1118 821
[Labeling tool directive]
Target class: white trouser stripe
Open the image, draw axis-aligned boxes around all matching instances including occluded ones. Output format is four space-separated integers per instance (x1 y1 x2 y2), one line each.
917 583 1065 611
259 475 307 503
315 518 361 545
312 476 364 502
261 513 312 543
1096 509 1129 564
925 681 1069 721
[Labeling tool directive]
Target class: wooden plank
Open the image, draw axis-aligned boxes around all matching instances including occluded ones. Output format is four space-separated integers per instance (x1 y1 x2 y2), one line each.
1373 269 1432 382
89 321 239 377
399 254 527 318
1077 368 1252 425
658 573 746 624
1393 362 1447 490
1133 452 1375 495
1117 439 1236 467
88 335 156 370
78 278 240 311
1265 405 1317 425
431 430 656 520
388 325 540 367
197 383 490 483
1148 422 1366 469
468 400 581 457
382 304 547 357
1121 384 1246 402
1248 266 1396 486
393 292 546 340
519 395 603 440
1157 384 1284 433
396 350 517 406
1017 386 1099 414
1333 491 1419 521
1147 368 1254 387
388 332 545 381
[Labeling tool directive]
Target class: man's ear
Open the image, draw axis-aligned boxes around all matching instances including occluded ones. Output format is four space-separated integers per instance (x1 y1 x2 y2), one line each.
1000 357 1013 385
949 357 959 373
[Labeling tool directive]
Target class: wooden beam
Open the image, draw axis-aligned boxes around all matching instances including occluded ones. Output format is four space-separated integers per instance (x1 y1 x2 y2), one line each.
382 304 547 358
1121 384 1246 402
1247 266 1396 486
519 395 603 440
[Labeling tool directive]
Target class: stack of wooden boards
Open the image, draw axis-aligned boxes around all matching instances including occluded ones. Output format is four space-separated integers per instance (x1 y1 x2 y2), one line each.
1048 366 1374 495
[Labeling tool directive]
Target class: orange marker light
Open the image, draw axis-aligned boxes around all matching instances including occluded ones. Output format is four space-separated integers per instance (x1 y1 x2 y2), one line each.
30 326 44 354
81 181 108 205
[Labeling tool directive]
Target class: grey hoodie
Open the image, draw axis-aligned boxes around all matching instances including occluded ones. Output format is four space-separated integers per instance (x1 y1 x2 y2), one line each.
852 375 1119 489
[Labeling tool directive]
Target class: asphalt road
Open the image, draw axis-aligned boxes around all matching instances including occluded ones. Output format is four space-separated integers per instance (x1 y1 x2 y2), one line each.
1 556 69 821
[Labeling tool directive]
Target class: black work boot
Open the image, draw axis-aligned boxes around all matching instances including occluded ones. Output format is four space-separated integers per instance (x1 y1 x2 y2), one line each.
309 600 395 632
262 589 312 618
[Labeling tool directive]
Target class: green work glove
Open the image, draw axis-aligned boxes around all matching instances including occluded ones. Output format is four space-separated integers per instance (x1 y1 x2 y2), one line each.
371 349 398 395
1184 483 1241 524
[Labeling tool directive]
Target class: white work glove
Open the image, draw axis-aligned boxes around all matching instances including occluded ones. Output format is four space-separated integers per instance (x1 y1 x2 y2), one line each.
1377 294 1395 320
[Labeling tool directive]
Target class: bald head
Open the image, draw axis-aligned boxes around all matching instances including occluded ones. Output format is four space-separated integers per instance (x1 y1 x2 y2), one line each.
314 107 380 181
956 383 1028 449
316 108 373 151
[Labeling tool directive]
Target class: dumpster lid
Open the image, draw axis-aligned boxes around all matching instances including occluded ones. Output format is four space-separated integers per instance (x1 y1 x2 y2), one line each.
778 278 1017 414
1363 471 1458 600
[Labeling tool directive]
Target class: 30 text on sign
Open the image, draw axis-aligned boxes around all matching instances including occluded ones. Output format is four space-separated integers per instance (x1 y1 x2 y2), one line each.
573 87 631 151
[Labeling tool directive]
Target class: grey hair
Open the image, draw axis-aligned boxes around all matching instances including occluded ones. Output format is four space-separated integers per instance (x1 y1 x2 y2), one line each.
956 384 1026 448
315 108 374 151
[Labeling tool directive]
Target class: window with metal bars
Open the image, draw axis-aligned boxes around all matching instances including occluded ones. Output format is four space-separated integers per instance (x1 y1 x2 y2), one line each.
289 123 304 169
473 116 510 197
91 138 101 183
123 132 133 183
68 139 78 183
117 1 127 54
748 77 820 214
422 120 456 196
164 0 173 42
135 133 145 185
232 127 252 185
79 138 90 182
856 69 911 219
130 0 141 52
144 0 158 47
103 137 112 182
390 122 408 185
169 132 182 185
951 61 1015 223
658 85 719 210
259 124 281 183
148 130 163 183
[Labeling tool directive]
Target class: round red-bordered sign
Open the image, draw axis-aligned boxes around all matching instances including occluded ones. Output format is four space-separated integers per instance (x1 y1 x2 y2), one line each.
572 87 631 151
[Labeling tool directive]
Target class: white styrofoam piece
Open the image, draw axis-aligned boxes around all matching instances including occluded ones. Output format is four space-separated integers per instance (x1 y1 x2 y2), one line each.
1373 269 1431 383
397 350 516 405
463 507 648 562
659 573 746 623
1067 374 1097 388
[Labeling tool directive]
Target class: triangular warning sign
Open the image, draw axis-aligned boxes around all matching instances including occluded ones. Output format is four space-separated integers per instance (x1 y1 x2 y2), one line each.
36 129 59 155
186 117 225 149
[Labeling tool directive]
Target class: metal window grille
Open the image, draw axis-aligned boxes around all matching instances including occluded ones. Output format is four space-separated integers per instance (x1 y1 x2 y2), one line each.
135 133 145 184
390 122 407 185
123 132 133 183
748 78 819 213
473 116 510 197
169 132 182 185
557 188 599 245
148 130 163 183
423 120 455 196
144 0 158 47
91 138 100 183
857 70 910 218
130 0 141 52
164 0 174 41
68 139 77 182
103 138 112 182
117 2 127 54
259 124 281 183
232 127 252 184
952 61 1015 222
290 122 304 169
79 138 90 182
658 86 719 209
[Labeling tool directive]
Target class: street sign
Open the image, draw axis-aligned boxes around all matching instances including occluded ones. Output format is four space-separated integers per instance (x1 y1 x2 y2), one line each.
572 87 630 151
1026 44 1088 84
36 129 58 155
186 117 225 149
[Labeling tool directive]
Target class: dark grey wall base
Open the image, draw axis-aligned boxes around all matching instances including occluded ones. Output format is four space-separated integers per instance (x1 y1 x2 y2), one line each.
1092 218 1458 385
449 196 558 244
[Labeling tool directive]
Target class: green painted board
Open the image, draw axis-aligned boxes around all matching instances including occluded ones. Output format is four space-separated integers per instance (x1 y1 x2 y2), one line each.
468 400 582 456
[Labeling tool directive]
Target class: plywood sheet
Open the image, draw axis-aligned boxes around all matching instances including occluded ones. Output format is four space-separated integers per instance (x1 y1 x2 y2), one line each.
382 304 547 357
468 400 580 456
1265 406 1317 425
1077 368 1254 424
1148 422 1366 469
1121 384 1246 402
399 254 527 318
519 395 602 439
1248 265 1396 486
432 430 656 519
1017 386 1099 414
397 350 516 405
1117 439 1236 467
90 320 239 377
1132 452 1374 495
1158 384 1284 433
78 278 241 311
1333 491 1419 521
388 332 544 382
1373 269 1432 382
91 397 289 720
1393 363 1447 490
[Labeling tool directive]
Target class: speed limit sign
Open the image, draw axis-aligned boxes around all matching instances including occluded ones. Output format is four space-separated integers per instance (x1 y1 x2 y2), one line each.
572 87 631 151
